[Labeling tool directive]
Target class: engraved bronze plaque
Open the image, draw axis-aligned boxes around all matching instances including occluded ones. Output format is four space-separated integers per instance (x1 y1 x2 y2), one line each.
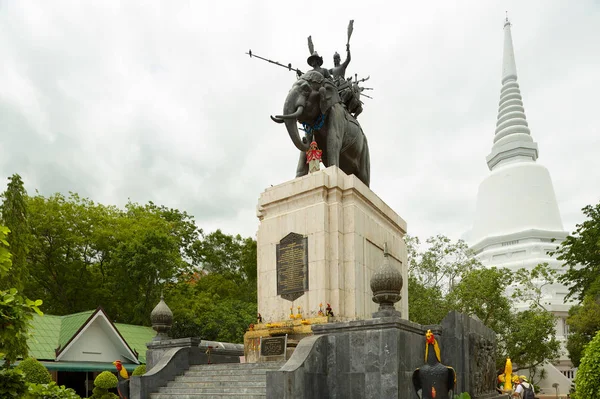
260 336 287 357
276 232 308 302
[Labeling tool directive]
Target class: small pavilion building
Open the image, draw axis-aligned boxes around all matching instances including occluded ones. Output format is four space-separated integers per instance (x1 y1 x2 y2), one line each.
25 307 155 397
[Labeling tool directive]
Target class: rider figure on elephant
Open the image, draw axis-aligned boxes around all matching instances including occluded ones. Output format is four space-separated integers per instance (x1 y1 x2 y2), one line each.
307 51 332 79
329 44 351 83
327 44 362 119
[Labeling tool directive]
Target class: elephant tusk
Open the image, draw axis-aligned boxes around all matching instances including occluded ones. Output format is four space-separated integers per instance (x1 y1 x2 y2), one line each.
275 105 304 120
270 115 285 123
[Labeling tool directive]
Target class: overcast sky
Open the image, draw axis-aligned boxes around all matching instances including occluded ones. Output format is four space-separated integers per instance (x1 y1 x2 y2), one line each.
1 1 598 243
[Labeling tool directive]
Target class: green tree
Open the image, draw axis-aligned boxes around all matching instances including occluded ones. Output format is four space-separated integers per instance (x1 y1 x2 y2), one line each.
407 235 559 374
565 295 600 367
406 235 481 294
194 229 257 282
449 267 512 336
502 309 561 371
0 174 31 291
0 225 43 367
97 202 201 324
24 193 202 324
573 330 600 399
25 193 114 315
167 272 257 342
451 265 560 372
406 235 481 325
21 187 256 340
407 276 448 325
167 230 258 343
553 201 600 301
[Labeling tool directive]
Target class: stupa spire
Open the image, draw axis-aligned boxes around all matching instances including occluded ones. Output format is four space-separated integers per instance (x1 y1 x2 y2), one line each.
502 15 517 83
486 16 538 170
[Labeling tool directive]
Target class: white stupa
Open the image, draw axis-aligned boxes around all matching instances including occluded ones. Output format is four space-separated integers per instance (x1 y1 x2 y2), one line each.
465 17 576 389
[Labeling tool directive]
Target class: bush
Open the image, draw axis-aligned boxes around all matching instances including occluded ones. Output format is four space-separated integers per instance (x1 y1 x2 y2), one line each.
132 364 146 376
94 371 118 389
25 381 81 398
573 330 600 399
0 368 28 398
90 372 119 399
16 358 52 384
90 386 118 399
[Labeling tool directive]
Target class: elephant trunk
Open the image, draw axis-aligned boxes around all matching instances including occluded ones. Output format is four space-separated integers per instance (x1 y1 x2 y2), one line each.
285 117 309 152
282 90 309 152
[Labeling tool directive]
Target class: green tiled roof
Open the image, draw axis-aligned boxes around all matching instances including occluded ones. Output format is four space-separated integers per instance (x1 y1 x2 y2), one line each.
29 314 62 360
115 323 156 363
28 309 155 363
58 311 94 349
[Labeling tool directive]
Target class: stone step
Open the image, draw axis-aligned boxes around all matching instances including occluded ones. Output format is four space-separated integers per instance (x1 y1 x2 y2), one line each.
149 362 283 399
188 362 282 371
151 396 265 399
181 369 274 377
157 386 266 395
168 380 266 388
174 374 267 383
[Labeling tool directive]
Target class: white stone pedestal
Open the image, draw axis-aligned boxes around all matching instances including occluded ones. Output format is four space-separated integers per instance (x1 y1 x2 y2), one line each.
256 166 408 322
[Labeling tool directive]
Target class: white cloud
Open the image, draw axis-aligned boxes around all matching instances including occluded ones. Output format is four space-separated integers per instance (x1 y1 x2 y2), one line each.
0 0 598 242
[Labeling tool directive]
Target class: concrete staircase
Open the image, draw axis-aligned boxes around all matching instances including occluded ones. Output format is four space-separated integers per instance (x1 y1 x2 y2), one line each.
149 362 284 399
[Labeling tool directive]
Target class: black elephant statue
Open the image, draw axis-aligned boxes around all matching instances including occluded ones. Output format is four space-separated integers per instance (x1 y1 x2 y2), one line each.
271 71 370 187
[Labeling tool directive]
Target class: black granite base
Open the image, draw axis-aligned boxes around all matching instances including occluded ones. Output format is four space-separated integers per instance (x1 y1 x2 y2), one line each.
266 311 506 399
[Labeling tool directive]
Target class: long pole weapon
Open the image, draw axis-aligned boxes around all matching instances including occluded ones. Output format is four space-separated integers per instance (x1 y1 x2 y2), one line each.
246 50 303 75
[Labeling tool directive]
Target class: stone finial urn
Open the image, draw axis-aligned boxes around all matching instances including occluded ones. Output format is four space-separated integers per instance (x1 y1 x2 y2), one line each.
370 243 403 317
151 294 173 340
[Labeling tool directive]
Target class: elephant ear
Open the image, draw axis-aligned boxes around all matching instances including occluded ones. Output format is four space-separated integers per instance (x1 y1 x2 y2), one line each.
319 80 341 115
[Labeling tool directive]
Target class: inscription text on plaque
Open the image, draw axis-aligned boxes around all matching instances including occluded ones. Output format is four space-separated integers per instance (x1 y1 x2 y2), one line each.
276 232 308 302
260 335 287 358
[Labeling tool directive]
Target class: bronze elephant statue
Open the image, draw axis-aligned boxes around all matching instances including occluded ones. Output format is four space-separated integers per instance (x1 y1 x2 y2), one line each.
271 71 370 187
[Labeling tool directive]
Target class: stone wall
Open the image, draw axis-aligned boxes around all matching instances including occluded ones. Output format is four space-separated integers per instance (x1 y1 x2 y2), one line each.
266 312 507 399
440 312 499 397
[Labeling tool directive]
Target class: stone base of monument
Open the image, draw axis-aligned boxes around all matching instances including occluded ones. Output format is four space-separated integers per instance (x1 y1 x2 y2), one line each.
256 166 408 324
265 312 509 399
244 316 331 363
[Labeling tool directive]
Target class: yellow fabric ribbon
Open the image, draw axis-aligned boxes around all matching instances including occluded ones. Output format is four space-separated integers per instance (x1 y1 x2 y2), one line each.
425 338 441 362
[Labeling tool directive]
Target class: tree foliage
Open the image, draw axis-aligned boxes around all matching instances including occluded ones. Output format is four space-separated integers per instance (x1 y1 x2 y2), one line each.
0 225 43 367
550 200 600 366
167 231 258 343
1 174 259 344
0 174 31 291
0 368 27 398
565 295 600 367
25 381 81 399
194 229 257 281
407 235 560 373
501 309 561 371
24 193 202 324
406 235 481 295
553 201 600 301
448 267 512 335
573 330 600 399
